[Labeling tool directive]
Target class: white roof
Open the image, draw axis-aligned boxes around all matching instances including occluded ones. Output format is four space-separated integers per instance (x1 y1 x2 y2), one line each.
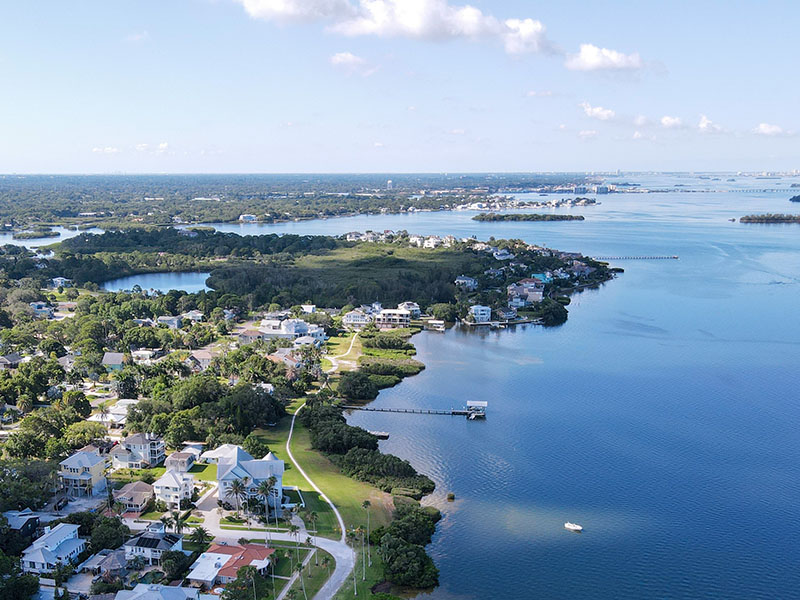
186 552 231 584
200 444 253 463
154 470 193 488
116 583 212 600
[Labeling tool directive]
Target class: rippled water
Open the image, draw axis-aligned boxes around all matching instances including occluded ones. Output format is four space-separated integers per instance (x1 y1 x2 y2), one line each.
332 176 800 600
101 271 211 293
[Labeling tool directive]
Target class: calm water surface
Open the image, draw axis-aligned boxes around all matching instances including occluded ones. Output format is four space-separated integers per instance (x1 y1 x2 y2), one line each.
258 175 798 600
101 271 211 293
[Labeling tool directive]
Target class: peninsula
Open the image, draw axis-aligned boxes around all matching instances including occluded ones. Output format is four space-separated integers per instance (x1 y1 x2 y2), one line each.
472 213 585 222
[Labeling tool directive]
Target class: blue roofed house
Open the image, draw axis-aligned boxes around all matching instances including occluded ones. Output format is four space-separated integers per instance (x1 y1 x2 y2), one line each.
216 447 285 517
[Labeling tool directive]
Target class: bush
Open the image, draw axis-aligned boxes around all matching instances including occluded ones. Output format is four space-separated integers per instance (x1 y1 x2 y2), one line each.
368 374 401 389
337 370 378 400
333 448 435 494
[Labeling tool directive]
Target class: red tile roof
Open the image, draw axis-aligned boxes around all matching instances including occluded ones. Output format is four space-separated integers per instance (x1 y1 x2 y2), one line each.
206 543 275 578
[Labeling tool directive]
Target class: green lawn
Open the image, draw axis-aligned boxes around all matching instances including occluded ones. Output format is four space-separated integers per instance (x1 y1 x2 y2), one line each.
110 467 166 484
139 510 165 521
268 544 311 578
188 463 217 481
286 548 335 600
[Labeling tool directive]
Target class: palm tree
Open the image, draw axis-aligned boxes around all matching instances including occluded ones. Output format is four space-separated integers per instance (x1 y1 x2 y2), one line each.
267 475 279 527
305 537 313 571
308 511 319 565
362 500 371 567
97 400 110 427
356 526 366 581
190 526 210 547
321 555 331 578
160 515 172 532
226 478 247 518
346 529 359 596
171 510 187 535
16 394 33 414
289 524 300 562
256 479 274 521
295 561 308 600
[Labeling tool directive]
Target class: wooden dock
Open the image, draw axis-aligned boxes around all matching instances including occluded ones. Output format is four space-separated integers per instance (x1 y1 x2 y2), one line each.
342 402 486 419
594 255 679 260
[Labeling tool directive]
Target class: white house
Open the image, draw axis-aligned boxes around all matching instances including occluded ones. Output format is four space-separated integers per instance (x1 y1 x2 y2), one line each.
507 278 545 308
123 522 183 566
116 584 215 600
259 318 326 342
200 443 248 464
398 301 421 319
187 543 274 588
469 305 492 323
30 301 54 319
157 315 182 329
454 275 478 291
153 470 194 509
375 309 411 330
21 523 86 574
181 310 204 323
111 433 166 469
51 277 73 288
164 451 196 473
217 448 284 517
188 350 214 371
342 309 373 330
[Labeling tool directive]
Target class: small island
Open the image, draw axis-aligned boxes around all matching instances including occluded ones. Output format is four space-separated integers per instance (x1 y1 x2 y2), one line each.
789 195 800 203
472 213 585 222
12 228 60 240
740 213 800 223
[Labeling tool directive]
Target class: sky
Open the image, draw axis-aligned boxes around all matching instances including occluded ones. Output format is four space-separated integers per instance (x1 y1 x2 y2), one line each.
1 0 799 173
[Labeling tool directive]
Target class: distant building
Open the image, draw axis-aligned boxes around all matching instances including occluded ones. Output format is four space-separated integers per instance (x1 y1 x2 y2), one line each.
111 433 166 469
300 304 316 314
29 301 54 319
259 318 326 342
102 352 125 372
238 329 263 345
454 275 478 291
375 308 411 330
239 214 257 222
21 523 85 574
51 277 72 288
507 278 545 308
157 315 182 329
0 352 22 370
116 584 214 600
469 305 492 323
181 310 205 323
3 508 39 538
188 349 214 371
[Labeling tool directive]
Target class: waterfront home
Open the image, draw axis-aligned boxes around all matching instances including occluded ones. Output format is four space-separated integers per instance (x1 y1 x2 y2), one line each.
114 481 153 513
187 543 274 588
30 301 54 319
398 301 422 318
217 448 284 516
408 234 424 247
123 522 183 566
569 260 596 277
238 329 263 344
259 318 326 342
0 351 22 369
102 351 125 372
3 508 39 538
423 235 442 249
497 307 518 320
165 451 196 473
111 432 166 469
507 278 545 307
530 272 554 284
116 584 215 600
469 305 492 323
375 308 411 330
239 214 257 222
454 275 478 291
21 523 85 574
157 315 183 329
51 277 73 288
59 450 107 497
153 470 194 509
343 308 373 330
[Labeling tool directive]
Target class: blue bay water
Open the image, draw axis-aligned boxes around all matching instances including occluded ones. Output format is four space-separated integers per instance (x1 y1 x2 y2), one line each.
101 271 211 293
200 176 800 598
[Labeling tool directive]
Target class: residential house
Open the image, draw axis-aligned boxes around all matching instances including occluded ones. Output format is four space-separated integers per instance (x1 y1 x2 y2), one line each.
408 234 424 247
267 347 303 372
469 305 492 323
493 249 516 261
454 275 478 291
398 301 421 318
21 523 85 574
530 272 554 284
88 398 139 429
300 304 316 313
375 308 411 330
157 315 182 329
342 309 373 330
132 318 156 327
123 522 183 566
238 329 263 345
102 352 125 372
77 548 128 578
51 277 73 288
293 335 321 349
507 278 545 308
259 318 326 342
59 450 107 497
181 310 204 323
187 349 214 371
114 481 154 513
0 352 22 370
153 470 194 509
30 301 54 319
239 214 257 222
200 443 249 464
116 583 215 600
423 236 442 249
187 543 274 589
164 451 196 473
3 508 40 538
111 433 166 469
217 448 284 517
57 353 75 371
496 307 518 321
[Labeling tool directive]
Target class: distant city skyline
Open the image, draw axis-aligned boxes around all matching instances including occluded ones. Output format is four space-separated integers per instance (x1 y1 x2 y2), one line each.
1 1 798 173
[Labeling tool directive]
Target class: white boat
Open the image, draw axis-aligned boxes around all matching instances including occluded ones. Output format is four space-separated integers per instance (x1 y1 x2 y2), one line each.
564 522 583 532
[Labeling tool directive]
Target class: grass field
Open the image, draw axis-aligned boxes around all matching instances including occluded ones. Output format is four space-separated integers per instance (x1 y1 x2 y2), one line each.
188 463 217 481
285 548 336 600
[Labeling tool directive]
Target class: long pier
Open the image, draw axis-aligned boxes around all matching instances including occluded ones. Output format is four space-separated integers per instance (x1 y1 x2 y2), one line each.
341 405 472 416
594 255 679 260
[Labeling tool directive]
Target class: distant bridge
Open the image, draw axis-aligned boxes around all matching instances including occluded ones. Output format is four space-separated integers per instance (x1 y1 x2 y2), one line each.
594 255 679 260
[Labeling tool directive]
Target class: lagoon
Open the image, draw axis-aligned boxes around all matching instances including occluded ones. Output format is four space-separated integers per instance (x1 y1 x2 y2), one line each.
0 226 104 249
101 271 211 294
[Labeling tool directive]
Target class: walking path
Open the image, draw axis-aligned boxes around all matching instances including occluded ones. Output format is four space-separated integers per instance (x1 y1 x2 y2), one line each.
325 333 359 374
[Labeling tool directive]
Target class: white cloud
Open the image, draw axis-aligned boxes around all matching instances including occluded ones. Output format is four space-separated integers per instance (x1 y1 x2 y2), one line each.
125 31 149 43
526 90 553 97
753 123 784 136
580 101 615 121
633 115 649 127
135 143 149 152
449 128 465 135
566 43 643 71
698 114 723 134
237 0 554 55
373 141 385 147
136 142 170 154
660 115 683 129
329 51 378 75
156 142 169 154
407 105 416 111
578 129 597 140
92 146 120 154
633 130 655 141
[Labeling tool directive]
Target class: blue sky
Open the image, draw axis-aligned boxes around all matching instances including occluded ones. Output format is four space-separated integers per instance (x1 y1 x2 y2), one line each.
1 0 798 173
